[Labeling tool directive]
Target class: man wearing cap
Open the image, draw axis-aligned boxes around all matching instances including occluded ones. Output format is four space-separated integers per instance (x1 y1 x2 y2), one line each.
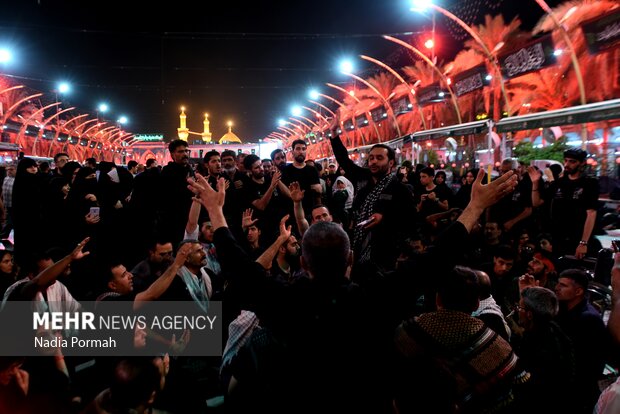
528 148 599 259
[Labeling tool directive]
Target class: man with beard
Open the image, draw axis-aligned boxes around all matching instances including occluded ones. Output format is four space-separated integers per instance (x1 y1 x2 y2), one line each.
130 241 174 293
329 119 416 270
271 149 287 171
158 241 212 310
243 154 283 212
159 140 195 247
242 154 289 242
528 148 599 258
220 150 248 232
271 234 301 282
261 159 274 180
281 140 321 216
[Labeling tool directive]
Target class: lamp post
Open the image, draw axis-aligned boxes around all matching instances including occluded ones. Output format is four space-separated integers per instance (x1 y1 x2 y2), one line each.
336 63 404 138
97 103 109 121
410 1 508 119
325 82 377 144
117 116 128 164
384 35 462 124
308 91 355 145
360 55 427 129
532 0 587 148
287 117 312 133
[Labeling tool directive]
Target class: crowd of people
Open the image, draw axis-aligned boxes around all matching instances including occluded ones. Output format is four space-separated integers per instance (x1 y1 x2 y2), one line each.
0 121 618 413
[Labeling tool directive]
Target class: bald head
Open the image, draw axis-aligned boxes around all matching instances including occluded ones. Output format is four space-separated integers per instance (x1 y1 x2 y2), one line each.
475 270 492 300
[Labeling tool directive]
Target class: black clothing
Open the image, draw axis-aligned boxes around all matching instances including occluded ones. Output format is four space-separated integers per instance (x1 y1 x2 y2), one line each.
489 175 532 232
330 135 417 270
159 162 195 246
281 164 319 215
543 174 599 256
514 321 577 413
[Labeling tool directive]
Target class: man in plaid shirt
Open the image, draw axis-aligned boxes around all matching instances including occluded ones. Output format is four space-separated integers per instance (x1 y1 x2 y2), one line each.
0 164 14 238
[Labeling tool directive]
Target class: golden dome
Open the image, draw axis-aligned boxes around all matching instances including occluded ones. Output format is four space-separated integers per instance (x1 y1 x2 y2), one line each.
219 123 242 144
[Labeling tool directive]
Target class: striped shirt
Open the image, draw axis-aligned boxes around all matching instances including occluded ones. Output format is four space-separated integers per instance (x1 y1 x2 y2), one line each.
2 176 14 208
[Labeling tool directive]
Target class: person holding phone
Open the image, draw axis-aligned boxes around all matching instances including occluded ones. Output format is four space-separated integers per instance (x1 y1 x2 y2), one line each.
328 117 416 270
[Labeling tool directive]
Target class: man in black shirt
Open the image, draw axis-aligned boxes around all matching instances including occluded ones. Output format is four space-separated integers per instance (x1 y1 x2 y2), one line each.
489 158 532 235
281 140 321 216
159 140 195 247
329 123 416 270
529 148 599 258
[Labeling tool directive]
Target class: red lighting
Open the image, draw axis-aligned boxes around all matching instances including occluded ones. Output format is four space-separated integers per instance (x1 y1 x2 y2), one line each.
424 39 435 49
451 163 456 168
495 161 501 167
429 164 435 168
464 162 470 168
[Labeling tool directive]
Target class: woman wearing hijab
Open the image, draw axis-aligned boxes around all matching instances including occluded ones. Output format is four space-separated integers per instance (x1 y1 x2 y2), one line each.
0 251 16 297
331 175 354 229
12 158 44 266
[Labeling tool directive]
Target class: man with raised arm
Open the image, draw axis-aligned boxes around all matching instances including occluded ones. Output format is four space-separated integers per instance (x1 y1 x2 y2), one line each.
328 118 416 270
186 168 518 413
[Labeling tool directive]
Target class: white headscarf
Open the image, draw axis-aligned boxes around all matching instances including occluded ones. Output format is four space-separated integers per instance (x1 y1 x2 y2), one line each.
333 175 354 209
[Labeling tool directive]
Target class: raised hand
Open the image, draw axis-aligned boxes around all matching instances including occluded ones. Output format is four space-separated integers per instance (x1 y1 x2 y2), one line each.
328 115 340 133
242 208 258 229
278 215 292 241
174 242 193 267
469 169 518 211
187 174 226 212
527 166 542 183
270 169 282 188
70 237 91 261
288 181 305 203
170 329 191 355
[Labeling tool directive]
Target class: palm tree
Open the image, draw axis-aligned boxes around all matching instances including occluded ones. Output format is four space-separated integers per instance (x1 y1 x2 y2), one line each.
449 48 487 123
533 0 619 175
533 0 619 103
400 60 457 131
356 72 400 142
464 14 530 120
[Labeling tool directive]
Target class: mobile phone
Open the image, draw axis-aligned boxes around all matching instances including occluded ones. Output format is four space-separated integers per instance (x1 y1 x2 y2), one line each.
356 217 375 227
89 207 100 218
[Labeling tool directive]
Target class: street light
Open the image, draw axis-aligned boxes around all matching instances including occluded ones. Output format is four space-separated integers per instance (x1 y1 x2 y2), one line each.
307 90 355 145
325 82 379 144
360 55 427 129
338 60 404 137
409 0 508 118
0 49 12 64
532 0 587 148
57 82 70 94
384 36 462 124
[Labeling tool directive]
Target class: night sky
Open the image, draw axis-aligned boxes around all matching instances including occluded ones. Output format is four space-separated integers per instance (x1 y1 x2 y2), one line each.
0 0 560 142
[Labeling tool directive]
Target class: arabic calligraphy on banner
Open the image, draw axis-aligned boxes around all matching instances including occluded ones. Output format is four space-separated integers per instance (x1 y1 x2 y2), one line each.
499 35 557 79
452 65 488 97
581 9 620 55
